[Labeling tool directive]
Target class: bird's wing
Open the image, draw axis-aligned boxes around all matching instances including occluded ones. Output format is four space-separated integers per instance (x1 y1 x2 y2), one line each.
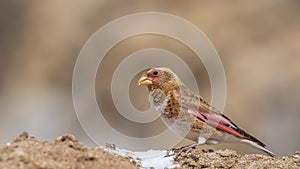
186 105 243 137
185 104 265 147
178 85 266 147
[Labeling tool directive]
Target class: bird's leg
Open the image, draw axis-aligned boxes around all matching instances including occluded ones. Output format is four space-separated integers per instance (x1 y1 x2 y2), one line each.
165 143 198 158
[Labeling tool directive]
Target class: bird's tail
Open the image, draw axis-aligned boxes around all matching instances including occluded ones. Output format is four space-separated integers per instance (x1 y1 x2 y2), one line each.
240 139 275 157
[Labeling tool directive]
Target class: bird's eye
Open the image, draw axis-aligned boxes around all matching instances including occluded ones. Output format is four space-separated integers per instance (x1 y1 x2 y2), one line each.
152 71 158 76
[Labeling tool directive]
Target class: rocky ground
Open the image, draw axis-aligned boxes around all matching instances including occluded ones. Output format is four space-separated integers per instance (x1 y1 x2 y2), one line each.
0 133 299 169
175 149 300 169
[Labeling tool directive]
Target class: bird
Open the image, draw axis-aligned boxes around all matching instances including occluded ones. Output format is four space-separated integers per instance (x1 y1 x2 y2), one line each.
138 67 275 157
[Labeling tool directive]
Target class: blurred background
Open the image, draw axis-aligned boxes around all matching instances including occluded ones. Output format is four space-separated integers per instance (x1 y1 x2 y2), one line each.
0 0 299 156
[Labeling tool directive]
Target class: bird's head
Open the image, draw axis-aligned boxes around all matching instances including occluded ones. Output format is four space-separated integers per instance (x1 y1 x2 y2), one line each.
138 67 181 92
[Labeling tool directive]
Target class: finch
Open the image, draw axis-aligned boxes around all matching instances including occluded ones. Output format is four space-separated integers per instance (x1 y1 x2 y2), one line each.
138 67 275 157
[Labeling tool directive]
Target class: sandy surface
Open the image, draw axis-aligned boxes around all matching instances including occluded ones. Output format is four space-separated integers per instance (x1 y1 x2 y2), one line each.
0 132 138 169
0 132 299 169
175 149 300 169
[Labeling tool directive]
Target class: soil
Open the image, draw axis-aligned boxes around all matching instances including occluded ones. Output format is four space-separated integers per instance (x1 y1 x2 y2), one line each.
0 132 138 169
175 149 300 169
0 132 299 169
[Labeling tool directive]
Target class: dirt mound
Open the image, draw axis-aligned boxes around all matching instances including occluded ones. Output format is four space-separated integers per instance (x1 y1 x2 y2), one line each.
0 132 138 169
0 132 299 169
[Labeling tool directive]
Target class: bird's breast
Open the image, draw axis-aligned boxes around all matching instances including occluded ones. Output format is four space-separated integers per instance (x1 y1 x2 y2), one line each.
150 89 182 120
150 89 166 107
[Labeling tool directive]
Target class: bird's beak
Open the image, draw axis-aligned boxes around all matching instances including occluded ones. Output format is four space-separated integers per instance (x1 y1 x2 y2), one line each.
138 76 153 86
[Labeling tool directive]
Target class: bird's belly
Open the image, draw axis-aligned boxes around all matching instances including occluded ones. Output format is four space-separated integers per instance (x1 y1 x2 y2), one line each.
160 115 226 143
160 116 199 142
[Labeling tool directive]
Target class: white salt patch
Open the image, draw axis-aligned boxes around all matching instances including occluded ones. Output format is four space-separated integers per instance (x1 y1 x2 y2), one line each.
102 147 179 169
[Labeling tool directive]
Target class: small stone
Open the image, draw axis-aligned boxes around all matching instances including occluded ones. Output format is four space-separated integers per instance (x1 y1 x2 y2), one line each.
105 143 116 150
293 155 299 159
193 156 199 162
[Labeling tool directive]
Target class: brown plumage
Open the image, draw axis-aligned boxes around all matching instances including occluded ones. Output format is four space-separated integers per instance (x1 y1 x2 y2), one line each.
138 67 275 157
